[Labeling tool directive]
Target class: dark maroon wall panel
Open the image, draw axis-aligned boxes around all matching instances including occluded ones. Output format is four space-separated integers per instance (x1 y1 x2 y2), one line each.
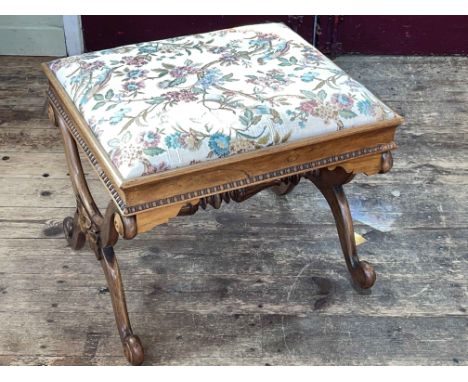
317 15 468 55
83 15 468 55
82 16 315 52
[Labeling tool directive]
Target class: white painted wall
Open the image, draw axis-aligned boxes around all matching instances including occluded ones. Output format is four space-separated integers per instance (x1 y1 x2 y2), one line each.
0 15 71 56
63 16 84 56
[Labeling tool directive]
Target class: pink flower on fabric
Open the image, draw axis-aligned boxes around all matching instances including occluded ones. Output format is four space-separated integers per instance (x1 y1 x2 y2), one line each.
138 131 161 148
331 93 354 109
169 66 198 78
122 56 149 67
164 89 198 102
299 100 319 114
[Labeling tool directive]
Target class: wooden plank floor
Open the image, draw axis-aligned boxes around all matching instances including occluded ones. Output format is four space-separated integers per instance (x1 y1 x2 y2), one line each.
0 55 467 365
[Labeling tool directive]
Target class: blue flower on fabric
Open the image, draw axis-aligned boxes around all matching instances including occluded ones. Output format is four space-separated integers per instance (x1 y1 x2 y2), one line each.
357 99 373 116
298 121 306 129
125 82 139 91
138 45 158 54
198 68 225 89
165 132 182 149
208 133 231 157
332 93 354 109
300 72 317 82
255 105 270 115
142 131 156 143
109 108 130 125
126 69 147 80
249 39 269 48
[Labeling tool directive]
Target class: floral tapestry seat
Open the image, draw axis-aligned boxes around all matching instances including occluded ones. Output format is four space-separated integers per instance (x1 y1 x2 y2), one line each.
48 22 397 181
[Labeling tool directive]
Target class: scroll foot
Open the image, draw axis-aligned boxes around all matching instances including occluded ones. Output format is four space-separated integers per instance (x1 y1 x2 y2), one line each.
351 260 376 289
123 335 145 366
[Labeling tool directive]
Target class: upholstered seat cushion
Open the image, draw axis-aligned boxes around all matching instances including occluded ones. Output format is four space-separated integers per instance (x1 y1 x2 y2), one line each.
48 23 396 180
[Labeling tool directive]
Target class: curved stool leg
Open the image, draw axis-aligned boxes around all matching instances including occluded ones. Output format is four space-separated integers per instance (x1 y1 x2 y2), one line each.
307 168 376 289
54 107 145 365
96 202 143 366
98 245 144 365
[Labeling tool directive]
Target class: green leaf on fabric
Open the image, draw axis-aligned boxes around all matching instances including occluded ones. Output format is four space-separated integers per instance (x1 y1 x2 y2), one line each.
105 89 114 100
92 101 106 110
252 115 262 125
239 116 249 127
106 103 118 111
93 94 104 101
269 109 283 124
146 96 166 105
300 90 316 99
281 131 292 143
257 134 270 145
314 81 325 90
168 77 186 87
339 110 358 119
118 118 135 135
221 73 234 81
191 86 204 94
289 56 298 64
244 109 254 120
278 57 291 66
143 147 165 156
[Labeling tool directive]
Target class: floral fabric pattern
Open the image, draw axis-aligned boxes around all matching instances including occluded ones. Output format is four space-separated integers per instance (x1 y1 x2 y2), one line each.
49 23 396 180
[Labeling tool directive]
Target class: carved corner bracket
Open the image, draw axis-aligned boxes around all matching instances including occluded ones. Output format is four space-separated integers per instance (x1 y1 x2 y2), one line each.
327 150 393 176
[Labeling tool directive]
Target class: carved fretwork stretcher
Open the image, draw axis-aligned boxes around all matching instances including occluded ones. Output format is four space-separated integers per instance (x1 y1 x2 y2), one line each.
42 23 403 365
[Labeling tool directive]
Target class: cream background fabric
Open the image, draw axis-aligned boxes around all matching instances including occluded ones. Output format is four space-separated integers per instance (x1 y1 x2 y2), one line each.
50 23 396 180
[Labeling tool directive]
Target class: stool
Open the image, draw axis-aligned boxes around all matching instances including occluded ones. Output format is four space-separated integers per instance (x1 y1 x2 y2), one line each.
42 23 403 365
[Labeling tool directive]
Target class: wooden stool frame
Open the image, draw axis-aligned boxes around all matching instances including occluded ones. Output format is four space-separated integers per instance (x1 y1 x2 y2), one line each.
44 64 403 365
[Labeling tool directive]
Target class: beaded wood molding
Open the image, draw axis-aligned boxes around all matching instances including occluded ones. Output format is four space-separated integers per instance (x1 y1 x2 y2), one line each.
123 142 396 215
47 87 397 216
48 88 127 210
